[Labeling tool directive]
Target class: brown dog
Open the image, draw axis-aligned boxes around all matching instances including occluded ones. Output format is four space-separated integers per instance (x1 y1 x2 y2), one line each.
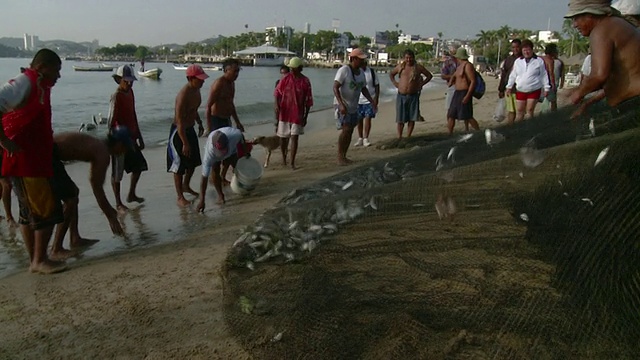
252 135 281 168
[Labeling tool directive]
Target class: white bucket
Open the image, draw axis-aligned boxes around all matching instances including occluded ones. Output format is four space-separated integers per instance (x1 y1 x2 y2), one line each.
230 157 263 195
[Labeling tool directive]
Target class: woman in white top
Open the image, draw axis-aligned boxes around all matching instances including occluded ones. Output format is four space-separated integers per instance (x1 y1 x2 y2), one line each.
506 39 550 121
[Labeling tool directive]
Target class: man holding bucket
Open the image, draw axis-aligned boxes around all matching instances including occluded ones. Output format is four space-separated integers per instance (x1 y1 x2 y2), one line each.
196 127 250 210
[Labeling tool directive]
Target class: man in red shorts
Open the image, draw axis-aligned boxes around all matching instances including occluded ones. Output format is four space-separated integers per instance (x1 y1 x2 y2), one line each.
0 49 66 274
505 39 550 122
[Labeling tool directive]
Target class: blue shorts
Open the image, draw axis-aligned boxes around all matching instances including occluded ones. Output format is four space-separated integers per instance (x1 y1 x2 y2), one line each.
357 103 376 119
396 93 420 123
334 106 359 129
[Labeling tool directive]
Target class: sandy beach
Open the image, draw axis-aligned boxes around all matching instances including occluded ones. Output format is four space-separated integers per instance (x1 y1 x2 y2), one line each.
0 76 509 359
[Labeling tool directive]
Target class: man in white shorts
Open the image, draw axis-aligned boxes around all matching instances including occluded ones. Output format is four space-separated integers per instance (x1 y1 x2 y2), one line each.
274 57 313 170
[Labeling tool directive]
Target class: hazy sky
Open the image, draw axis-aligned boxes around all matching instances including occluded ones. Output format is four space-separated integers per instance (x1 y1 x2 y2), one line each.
1 0 568 46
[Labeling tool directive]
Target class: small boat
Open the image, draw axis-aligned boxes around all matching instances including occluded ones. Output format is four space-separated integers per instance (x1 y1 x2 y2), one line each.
173 63 222 71
72 64 115 72
138 67 163 80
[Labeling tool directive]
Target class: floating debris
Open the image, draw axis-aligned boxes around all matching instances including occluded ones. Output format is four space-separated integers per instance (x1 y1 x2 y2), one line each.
520 139 545 168
594 146 609 167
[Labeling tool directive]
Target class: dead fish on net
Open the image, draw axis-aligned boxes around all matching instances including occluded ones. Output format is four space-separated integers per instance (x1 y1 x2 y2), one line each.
447 146 457 162
589 118 596 137
341 180 354 191
435 154 445 171
485 129 505 146
435 195 457 220
457 133 474 143
364 196 378 210
594 146 609 167
301 240 317 253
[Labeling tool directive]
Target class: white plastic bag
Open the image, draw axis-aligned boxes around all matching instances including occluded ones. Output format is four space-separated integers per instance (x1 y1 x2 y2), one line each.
493 98 506 123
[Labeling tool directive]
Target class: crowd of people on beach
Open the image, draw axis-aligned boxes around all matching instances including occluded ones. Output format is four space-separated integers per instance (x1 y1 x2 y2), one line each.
0 0 639 274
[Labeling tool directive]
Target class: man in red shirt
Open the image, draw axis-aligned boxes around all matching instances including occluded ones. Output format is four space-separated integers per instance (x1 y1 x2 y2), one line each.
0 49 66 274
108 65 148 212
274 57 313 170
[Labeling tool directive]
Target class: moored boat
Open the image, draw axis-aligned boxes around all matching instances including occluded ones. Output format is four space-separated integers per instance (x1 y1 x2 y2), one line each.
137 68 163 80
72 64 115 72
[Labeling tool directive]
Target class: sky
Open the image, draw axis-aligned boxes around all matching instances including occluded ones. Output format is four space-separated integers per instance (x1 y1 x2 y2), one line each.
1 0 569 47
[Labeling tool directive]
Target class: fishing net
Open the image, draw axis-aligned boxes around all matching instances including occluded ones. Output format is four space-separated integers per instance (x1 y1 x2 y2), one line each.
221 97 640 359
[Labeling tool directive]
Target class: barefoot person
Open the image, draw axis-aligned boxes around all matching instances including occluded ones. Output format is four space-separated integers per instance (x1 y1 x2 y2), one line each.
274 57 313 169
354 59 379 148
446 48 481 135
49 128 129 260
168 65 208 207
196 127 247 210
566 0 640 112
541 44 564 112
108 65 148 212
0 49 66 274
505 39 550 121
389 49 433 139
333 48 377 166
205 58 245 185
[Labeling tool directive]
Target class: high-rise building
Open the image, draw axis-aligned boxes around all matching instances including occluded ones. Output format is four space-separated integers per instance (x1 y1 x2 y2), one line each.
304 22 311 34
23 33 29 51
29 35 39 51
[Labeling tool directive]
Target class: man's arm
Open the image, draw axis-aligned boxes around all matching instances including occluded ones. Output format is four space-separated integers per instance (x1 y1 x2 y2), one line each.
544 57 555 92
505 61 518 95
498 58 510 94
196 152 212 212
389 64 401 87
571 30 611 104
559 61 565 89
333 80 347 114
463 64 476 104
303 80 313 125
420 66 433 87
90 152 124 235
274 79 283 120
174 90 192 157
361 87 377 111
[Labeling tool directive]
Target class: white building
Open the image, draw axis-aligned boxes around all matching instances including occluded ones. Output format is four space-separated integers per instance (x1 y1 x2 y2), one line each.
304 22 311 34
333 33 350 53
30 35 39 51
538 30 559 43
23 34 29 51
265 26 294 45
398 34 420 44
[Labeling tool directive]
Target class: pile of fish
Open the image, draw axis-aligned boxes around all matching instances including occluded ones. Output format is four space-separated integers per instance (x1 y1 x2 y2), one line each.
279 161 417 206
229 193 380 270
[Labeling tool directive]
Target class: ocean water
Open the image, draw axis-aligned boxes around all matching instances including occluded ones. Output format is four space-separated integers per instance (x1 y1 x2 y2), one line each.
0 58 423 147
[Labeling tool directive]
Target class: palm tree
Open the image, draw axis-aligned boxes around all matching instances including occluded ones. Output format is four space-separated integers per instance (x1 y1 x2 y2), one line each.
498 25 512 40
476 30 490 54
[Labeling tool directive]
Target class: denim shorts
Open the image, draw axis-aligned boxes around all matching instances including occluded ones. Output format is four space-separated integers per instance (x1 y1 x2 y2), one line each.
334 106 359 129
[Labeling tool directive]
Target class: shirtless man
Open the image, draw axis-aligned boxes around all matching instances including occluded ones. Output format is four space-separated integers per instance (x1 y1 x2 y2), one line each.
50 128 129 259
446 48 480 135
168 64 208 207
205 58 245 184
566 0 640 109
389 49 433 139
542 44 564 112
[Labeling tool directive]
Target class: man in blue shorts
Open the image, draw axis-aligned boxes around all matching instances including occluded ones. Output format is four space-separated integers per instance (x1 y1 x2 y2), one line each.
354 59 379 148
333 48 377 165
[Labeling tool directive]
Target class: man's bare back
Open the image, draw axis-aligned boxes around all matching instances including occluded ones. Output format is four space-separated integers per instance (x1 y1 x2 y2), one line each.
573 16 640 107
597 17 640 105
175 84 202 127
54 132 109 165
208 77 235 118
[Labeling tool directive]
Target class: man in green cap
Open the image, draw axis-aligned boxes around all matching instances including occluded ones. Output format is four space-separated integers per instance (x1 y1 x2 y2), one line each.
274 57 313 169
565 0 640 109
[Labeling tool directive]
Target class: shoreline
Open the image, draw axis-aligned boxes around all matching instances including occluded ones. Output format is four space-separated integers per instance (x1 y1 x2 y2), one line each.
0 77 504 358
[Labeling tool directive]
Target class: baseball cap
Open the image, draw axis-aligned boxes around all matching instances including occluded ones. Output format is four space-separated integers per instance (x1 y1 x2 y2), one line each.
211 131 229 157
287 57 303 69
113 65 137 82
186 64 209 80
349 48 367 59
109 125 134 149
612 0 640 15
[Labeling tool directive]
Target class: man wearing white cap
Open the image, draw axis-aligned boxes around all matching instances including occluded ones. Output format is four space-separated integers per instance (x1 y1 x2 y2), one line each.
274 57 313 170
565 0 640 109
333 48 377 166
613 0 640 26
168 64 209 207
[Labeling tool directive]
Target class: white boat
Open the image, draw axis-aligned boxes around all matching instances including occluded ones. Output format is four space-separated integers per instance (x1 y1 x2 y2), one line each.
72 64 114 72
173 63 222 71
137 67 163 80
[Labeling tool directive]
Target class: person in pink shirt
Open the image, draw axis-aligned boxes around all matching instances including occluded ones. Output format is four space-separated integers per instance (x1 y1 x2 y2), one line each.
274 57 313 170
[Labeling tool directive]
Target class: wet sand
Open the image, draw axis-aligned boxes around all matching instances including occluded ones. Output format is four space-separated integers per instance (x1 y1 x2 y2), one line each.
0 77 513 359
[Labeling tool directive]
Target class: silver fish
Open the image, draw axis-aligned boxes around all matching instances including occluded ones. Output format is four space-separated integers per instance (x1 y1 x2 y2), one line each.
271 332 283 342
519 213 530 222
447 146 457 162
581 198 594 206
342 180 354 191
485 129 505 146
594 146 609 167
589 118 595 137
246 261 255 271
457 133 474 143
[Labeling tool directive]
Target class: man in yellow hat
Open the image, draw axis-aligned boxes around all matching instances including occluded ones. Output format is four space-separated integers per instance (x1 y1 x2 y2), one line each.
274 57 313 170
565 0 640 109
